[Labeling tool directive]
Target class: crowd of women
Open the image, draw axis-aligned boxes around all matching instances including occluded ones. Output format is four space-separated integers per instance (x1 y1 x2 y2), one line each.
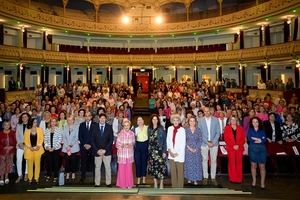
0 80 300 190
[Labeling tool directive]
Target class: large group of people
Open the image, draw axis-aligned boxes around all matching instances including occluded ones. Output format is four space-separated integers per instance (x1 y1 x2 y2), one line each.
0 78 299 190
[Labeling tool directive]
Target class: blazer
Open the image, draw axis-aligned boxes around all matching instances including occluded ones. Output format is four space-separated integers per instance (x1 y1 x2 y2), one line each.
44 127 62 150
263 121 283 142
62 124 80 153
91 123 114 156
16 123 27 149
224 125 245 152
78 121 94 149
148 126 167 154
0 130 16 155
24 127 45 160
166 126 186 162
198 116 220 146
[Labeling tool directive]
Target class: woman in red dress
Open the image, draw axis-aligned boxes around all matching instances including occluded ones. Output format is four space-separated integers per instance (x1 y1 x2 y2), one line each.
224 117 246 183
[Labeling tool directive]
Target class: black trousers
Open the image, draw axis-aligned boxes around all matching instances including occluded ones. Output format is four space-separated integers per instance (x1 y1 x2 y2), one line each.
134 141 149 177
64 153 78 173
45 150 60 178
80 148 94 179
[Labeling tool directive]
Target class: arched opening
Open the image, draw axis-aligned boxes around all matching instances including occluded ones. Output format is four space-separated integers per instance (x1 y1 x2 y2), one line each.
160 2 186 23
99 3 125 23
66 0 94 21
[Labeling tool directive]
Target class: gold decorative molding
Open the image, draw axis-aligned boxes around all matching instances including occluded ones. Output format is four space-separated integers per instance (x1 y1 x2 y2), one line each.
0 0 299 35
5 90 35 104
0 41 300 65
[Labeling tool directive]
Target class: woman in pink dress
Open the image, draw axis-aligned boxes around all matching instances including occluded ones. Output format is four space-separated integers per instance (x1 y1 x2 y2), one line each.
116 119 135 189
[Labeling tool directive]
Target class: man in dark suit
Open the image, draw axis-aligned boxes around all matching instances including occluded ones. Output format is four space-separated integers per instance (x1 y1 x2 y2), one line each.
78 111 94 183
91 113 113 187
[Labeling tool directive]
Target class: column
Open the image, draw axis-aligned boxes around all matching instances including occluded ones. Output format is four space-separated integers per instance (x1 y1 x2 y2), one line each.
86 67 90 84
0 24 3 45
239 30 244 49
67 66 71 83
293 17 298 41
259 25 265 47
92 0 101 23
40 65 45 84
239 65 246 87
217 66 222 81
185 2 190 21
260 65 267 82
127 67 130 85
23 28 27 48
62 0 69 17
265 25 271 45
63 66 68 84
175 66 178 82
218 0 223 16
17 64 25 89
295 66 299 88
89 67 92 85
283 21 290 43
17 29 23 47
45 66 49 84
267 65 271 81
42 31 46 50
194 37 199 51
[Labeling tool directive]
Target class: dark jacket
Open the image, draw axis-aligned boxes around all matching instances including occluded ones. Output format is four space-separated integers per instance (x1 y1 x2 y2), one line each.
148 126 167 153
91 123 113 156
263 120 283 142
78 121 94 150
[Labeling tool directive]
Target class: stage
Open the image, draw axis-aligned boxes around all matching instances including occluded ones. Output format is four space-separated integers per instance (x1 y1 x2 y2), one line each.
0 175 299 199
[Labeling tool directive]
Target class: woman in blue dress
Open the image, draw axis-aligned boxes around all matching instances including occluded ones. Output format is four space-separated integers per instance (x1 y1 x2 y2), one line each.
184 116 203 185
247 117 267 189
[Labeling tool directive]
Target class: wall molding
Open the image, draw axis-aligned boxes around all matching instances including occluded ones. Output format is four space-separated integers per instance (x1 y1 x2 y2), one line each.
0 0 299 35
0 41 300 65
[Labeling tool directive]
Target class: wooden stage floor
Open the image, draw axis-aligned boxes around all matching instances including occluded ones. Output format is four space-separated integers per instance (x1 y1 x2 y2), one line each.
0 175 299 200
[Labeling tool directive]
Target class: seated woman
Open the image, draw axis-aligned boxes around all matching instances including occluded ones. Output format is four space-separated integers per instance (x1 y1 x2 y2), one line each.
24 118 45 184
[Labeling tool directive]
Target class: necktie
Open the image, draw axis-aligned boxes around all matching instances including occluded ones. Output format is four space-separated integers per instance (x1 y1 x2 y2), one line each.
86 122 89 131
100 126 104 137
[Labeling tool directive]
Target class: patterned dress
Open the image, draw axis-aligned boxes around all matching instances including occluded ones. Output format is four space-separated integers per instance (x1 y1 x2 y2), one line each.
184 127 203 181
148 128 167 179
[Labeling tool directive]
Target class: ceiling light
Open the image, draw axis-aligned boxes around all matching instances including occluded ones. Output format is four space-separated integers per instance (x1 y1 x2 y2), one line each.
122 16 130 24
155 16 163 24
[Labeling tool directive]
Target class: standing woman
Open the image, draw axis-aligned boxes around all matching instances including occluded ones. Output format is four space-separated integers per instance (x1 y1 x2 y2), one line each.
148 114 167 189
247 117 267 189
224 117 246 183
184 116 202 185
44 118 62 183
62 115 80 182
24 118 45 183
15 112 31 183
133 116 149 185
116 120 135 189
0 121 16 186
167 114 186 188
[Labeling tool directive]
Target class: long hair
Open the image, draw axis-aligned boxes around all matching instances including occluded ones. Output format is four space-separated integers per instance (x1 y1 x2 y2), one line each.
18 112 31 124
149 114 162 129
249 116 264 130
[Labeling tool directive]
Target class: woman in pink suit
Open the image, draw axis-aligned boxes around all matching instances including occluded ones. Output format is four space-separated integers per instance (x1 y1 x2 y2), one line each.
116 119 135 189
224 117 246 183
